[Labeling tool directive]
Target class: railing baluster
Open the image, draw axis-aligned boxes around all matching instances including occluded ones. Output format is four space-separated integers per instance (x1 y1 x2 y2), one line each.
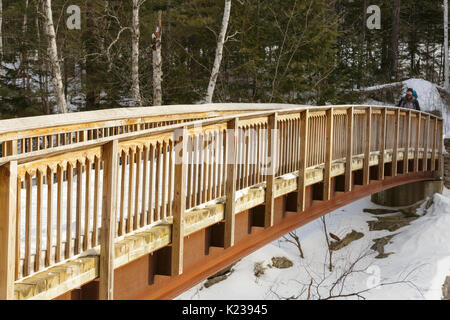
403 111 411 174
345 107 354 191
46 166 54 266
392 109 400 176
141 145 149 227
363 107 372 185
36 169 43 271
84 159 92 251
431 117 437 172
66 162 74 259
423 115 430 172
323 108 334 201
134 146 142 229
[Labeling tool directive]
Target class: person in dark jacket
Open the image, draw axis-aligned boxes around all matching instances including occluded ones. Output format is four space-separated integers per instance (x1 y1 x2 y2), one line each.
398 88 420 110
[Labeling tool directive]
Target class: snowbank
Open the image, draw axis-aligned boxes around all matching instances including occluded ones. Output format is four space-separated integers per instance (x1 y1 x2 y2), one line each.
176 189 450 300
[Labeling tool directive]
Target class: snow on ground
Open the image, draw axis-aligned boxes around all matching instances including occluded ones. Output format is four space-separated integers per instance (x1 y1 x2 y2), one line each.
176 188 450 300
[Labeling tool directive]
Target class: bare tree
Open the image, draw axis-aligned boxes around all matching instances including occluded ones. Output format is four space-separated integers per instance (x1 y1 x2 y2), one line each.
42 0 68 114
131 0 146 107
152 10 162 106
445 0 449 90
321 216 333 272
269 250 424 300
282 231 305 259
204 0 231 104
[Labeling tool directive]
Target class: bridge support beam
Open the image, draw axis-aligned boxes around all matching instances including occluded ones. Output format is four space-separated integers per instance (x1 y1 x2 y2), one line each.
264 113 278 227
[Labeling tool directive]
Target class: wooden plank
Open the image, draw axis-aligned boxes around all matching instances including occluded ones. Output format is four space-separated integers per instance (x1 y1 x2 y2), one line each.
323 108 334 201
265 113 278 227
363 107 372 185
0 161 17 300
414 113 421 172
392 109 400 176
403 111 411 174
423 115 430 172
345 107 354 191
297 110 309 212
225 118 238 248
431 117 437 171
171 128 187 276
99 140 119 300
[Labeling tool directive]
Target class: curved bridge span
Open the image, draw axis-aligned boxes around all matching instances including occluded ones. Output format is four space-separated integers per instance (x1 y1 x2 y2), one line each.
0 104 443 300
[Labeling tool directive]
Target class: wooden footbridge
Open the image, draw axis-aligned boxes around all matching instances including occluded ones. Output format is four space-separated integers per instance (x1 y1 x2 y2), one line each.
0 104 443 300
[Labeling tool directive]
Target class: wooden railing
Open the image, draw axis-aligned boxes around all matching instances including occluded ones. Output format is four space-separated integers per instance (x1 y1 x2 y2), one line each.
0 105 443 299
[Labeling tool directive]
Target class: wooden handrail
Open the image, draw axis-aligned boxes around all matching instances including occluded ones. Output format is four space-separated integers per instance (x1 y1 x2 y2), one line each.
0 104 444 300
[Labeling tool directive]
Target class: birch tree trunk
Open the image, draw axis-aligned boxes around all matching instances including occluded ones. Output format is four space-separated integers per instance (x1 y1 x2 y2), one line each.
131 0 142 107
204 0 231 104
43 0 68 114
152 10 162 106
445 0 449 90
391 0 400 81
0 0 3 59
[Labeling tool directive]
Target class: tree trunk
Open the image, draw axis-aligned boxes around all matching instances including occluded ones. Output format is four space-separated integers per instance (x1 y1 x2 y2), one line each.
204 0 231 104
445 0 449 90
0 0 3 59
152 10 163 106
43 0 68 114
131 0 142 107
391 0 401 81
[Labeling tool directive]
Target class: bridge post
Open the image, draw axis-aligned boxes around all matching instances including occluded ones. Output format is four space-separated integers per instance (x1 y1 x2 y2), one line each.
225 118 238 248
171 127 187 276
363 107 372 185
323 108 334 201
297 110 309 212
392 108 400 176
99 140 118 300
0 161 17 300
265 113 278 227
345 107 353 192
403 110 411 174
378 108 386 180
414 113 421 172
